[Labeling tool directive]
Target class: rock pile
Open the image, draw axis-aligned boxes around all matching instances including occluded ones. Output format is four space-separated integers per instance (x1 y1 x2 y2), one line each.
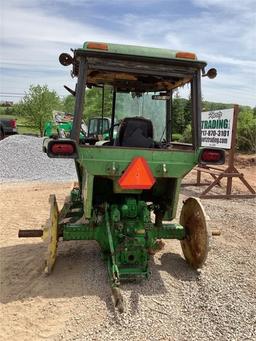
0 135 76 182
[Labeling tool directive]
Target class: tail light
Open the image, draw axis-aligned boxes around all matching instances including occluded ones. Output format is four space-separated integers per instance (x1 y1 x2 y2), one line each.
199 148 225 165
43 139 77 158
51 143 74 155
10 119 16 128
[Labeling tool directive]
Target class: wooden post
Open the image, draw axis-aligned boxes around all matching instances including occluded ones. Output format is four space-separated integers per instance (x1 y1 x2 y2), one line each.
226 104 239 195
196 168 201 185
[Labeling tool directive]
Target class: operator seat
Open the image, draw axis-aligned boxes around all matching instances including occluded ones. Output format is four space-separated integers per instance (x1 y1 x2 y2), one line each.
114 117 154 148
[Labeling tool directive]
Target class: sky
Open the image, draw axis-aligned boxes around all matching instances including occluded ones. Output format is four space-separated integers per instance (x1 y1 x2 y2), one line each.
1 0 255 107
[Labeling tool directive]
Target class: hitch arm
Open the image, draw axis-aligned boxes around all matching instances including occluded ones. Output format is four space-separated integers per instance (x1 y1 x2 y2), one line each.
105 206 120 286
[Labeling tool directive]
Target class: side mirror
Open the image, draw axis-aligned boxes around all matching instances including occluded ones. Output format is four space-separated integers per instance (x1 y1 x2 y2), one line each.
59 53 73 66
202 68 217 79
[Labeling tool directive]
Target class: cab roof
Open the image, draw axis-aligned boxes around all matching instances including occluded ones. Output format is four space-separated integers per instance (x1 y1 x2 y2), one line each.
73 42 206 92
78 41 206 65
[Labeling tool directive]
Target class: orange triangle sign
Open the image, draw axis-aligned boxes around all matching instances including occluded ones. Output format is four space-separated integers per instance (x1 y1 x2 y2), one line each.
118 157 155 189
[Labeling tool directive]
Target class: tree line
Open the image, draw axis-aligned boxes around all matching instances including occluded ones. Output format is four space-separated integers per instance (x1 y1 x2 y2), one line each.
1 84 255 152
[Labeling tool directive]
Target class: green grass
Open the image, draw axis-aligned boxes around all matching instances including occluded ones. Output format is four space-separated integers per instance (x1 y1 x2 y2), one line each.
0 107 8 115
17 125 40 135
0 113 40 135
0 113 18 119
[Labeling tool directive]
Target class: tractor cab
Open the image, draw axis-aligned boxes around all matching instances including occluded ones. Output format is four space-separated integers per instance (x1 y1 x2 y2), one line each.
68 42 206 149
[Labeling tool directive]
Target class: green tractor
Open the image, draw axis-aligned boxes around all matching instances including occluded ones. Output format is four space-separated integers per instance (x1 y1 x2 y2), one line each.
43 112 80 139
19 41 224 312
44 111 114 144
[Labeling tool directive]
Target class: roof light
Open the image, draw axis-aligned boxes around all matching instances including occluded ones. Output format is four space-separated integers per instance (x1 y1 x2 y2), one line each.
87 42 108 51
176 51 197 60
118 157 155 190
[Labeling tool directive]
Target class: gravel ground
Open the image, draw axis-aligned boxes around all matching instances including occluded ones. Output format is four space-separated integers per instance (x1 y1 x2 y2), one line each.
55 195 256 341
0 135 255 341
0 135 76 182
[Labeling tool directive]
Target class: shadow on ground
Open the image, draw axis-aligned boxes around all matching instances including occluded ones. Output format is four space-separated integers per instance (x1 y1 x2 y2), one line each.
0 240 198 312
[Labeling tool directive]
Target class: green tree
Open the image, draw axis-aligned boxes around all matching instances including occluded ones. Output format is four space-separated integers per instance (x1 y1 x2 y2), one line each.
63 95 75 114
62 87 113 122
0 105 17 116
237 108 256 152
180 124 192 143
253 106 256 117
202 101 232 111
171 93 187 134
84 87 112 119
19 85 61 136
183 95 192 127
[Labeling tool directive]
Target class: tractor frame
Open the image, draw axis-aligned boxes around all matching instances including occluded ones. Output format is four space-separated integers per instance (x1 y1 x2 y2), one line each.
19 42 222 312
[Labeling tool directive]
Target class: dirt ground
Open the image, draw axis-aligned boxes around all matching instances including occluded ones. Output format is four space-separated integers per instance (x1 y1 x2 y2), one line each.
186 153 256 193
0 162 255 341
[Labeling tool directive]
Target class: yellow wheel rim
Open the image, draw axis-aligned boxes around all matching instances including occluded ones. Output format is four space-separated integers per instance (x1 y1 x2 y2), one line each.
43 194 59 274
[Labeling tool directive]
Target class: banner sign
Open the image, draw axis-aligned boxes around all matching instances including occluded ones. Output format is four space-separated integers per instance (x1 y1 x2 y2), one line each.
201 108 234 149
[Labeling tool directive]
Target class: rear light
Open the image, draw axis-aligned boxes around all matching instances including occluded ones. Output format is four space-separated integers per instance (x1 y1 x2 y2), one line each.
87 42 108 50
43 139 77 158
10 119 16 128
51 143 74 155
176 51 197 60
199 148 225 165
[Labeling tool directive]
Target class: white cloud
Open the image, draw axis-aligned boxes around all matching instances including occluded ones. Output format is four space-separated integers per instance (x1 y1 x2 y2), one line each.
192 0 256 12
200 53 256 69
1 0 255 106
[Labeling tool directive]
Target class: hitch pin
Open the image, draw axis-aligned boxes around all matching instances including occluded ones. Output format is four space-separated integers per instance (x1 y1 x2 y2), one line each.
112 162 116 173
